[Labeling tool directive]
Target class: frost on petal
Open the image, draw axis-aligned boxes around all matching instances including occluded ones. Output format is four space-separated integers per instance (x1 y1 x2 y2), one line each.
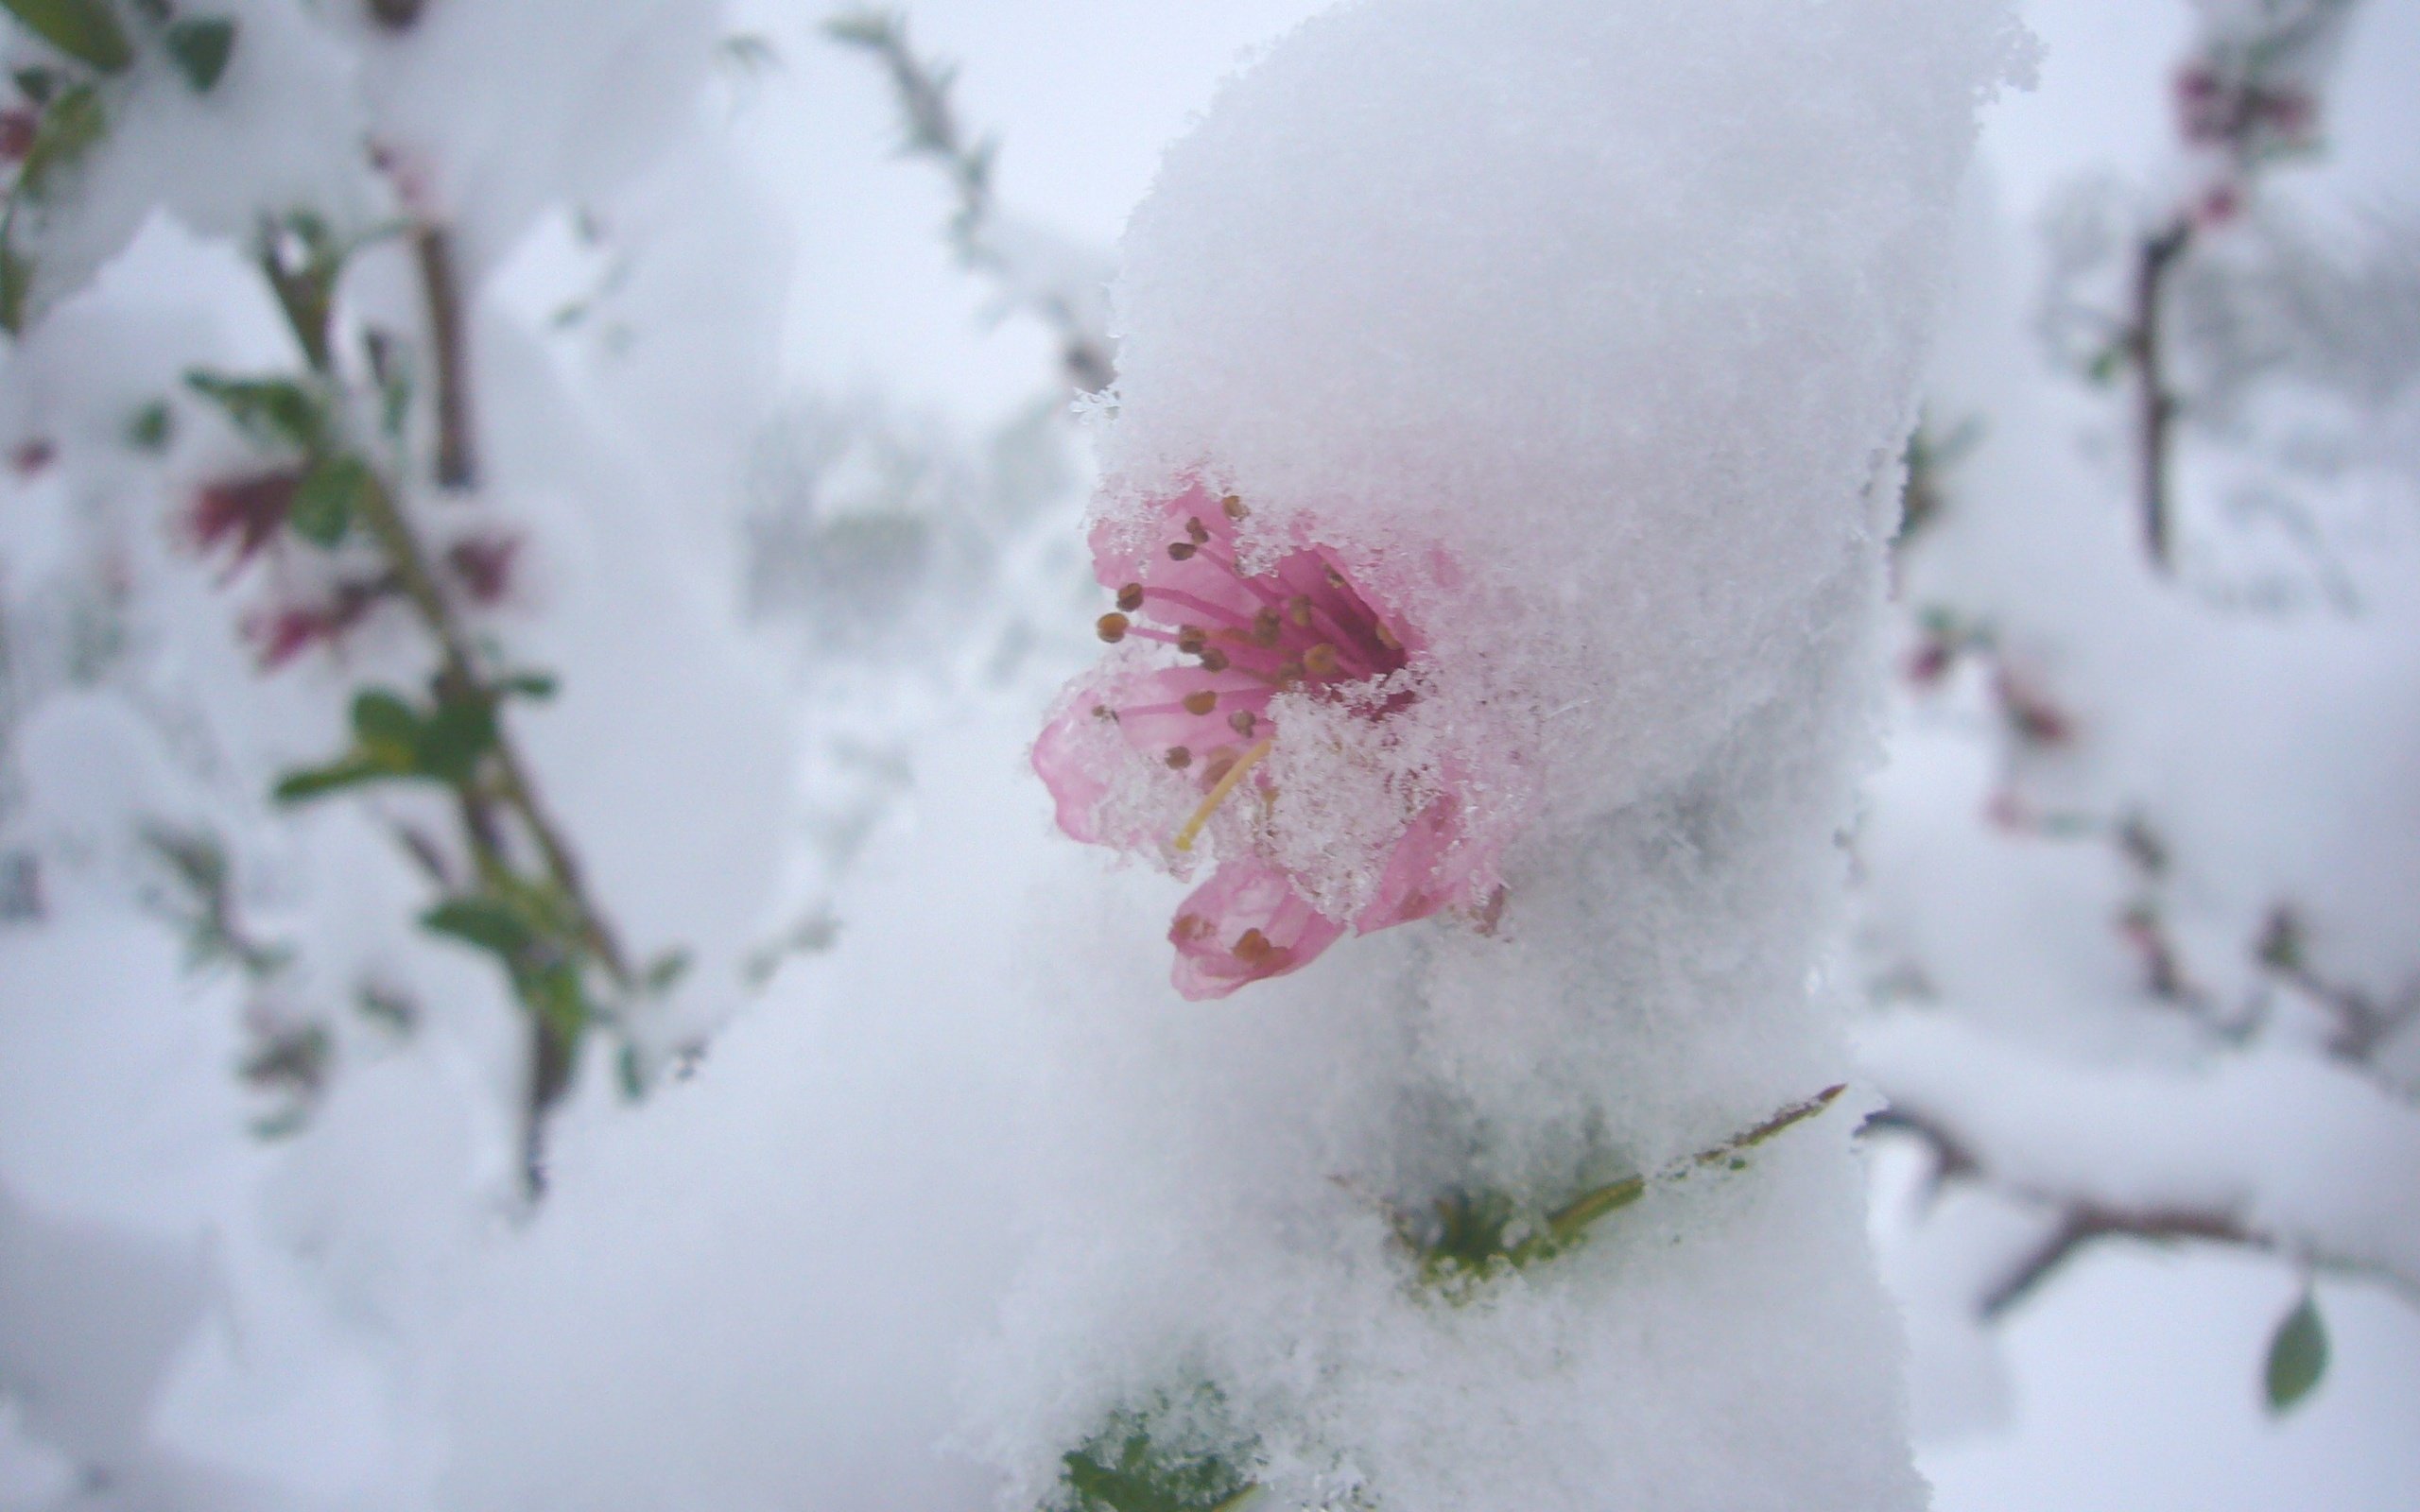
1353 792 1499 935
1041 470 1473 991
1168 861 1347 1001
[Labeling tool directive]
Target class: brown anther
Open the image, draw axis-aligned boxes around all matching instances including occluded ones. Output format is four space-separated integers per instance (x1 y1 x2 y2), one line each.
1304 643 1341 678
1097 612 1131 643
1186 516 1210 544
1166 746 1193 769
1198 648 1231 672
1229 710 1258 736
1221 493 1248 521
1116 582 1144 612
1092 703 1116 722
1168 541 1198 561
1252 608 1283 646
1173 912 1210 942
1177 625 1208 655
1375 620 1403 652
1202 753 1236 785
1182 690 1218 716
1232 928 1275 966
1323 565 1346 588
1288 594 1314 627
1276 660 1305 685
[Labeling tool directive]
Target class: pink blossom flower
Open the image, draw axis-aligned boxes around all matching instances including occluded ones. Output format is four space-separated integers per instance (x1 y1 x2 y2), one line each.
242 577 387 669
188 470 302 573
1033 479 1501 1000
442 531 521 606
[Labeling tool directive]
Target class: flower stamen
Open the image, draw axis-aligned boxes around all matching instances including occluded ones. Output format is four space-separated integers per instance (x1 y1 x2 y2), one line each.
1172 736 1276 852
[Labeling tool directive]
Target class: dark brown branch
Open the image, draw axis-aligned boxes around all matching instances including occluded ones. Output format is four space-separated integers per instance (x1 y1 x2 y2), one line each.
1979 1200 2262 1318
1868 1102 2417 1317
414 225 476 490
367 0 430 33
2131 220 2192 573
350 475 631 988
256 220 631 1196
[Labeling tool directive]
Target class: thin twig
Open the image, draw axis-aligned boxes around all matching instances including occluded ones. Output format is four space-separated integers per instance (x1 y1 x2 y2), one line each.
414 225 476 490
1869 1103 2420 1315
828 11 1115 391
2132 220 2192 572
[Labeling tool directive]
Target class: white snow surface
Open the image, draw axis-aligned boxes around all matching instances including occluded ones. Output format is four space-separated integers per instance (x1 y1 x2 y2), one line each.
1099 0 2035 849
946 3 2021 1509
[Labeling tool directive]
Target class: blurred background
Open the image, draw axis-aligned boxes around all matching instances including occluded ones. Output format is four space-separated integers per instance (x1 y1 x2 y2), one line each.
0 0 2414 1506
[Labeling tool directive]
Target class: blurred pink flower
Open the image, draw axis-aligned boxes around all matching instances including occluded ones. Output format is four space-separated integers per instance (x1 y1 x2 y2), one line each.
1034 479 1499 1000
443 531 521 606
243 577 386 669
188 470 302 573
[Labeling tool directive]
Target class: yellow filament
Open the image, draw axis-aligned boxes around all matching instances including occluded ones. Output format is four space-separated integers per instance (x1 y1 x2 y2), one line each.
1172 737 1274 852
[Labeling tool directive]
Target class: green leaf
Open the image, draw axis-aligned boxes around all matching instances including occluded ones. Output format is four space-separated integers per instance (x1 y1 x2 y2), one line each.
417 695 497 783
183 370 323 453
376 352 412 439
823 11 894 47
125 398 170 451
12 65 60 104
16 81 105 200
2265 1292 2328 1415
1059 1397 1257 1512
289 455 370 545
641 947 691 995
2 0 133 74
163 16 234 92
421 896 535 959
271 753 394 803
0 239 29 335
348 688 420 757
523 958 590 1044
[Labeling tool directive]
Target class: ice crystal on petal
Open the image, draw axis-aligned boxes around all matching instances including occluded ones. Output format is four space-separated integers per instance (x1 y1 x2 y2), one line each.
1033 479 1500 999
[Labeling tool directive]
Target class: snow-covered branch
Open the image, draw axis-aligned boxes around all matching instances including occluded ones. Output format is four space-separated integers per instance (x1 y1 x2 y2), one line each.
1864 1015 2420 1314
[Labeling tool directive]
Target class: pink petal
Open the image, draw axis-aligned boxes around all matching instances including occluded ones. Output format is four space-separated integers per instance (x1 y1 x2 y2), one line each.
1167 861 1347 1001
1109 665 1272 771
1032 687 1120 844
1354 791 1504 936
